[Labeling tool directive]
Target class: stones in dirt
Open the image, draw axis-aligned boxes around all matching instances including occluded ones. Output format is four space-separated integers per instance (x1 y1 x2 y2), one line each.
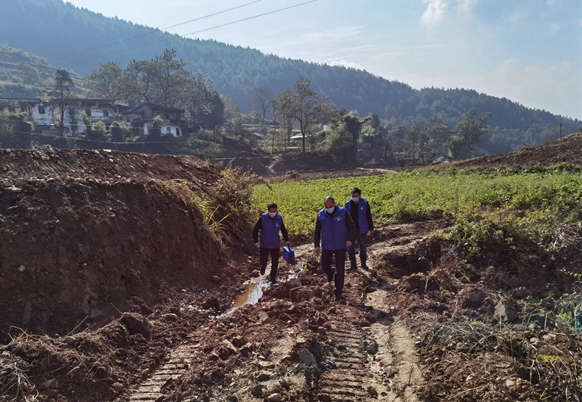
202 297 221 311
266 393 283 402
251 384 265 397
364 339 379 355
298 347 317 367
460 286 489 308
494 299 520 322
257 372 271 381
290 288 318 302
319 395 332 402
119 312 152 339
231 335 247 348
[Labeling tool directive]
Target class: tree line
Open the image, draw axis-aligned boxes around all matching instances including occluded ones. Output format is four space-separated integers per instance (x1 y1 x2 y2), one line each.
0 0 578 145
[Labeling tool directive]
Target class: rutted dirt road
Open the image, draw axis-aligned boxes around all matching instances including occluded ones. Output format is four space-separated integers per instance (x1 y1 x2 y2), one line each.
119 220 441 402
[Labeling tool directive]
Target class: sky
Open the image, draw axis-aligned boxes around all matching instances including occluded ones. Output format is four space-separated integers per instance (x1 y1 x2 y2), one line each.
65 0 582 119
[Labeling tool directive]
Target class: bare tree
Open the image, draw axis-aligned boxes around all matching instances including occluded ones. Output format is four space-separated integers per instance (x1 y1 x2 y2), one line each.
247 86 272 124
276 77 332 153
52 69 75 136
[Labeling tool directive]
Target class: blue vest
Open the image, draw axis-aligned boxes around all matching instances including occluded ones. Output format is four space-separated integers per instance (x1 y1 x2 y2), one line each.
318 206 349 250
260 213 283 249
345 198 369 234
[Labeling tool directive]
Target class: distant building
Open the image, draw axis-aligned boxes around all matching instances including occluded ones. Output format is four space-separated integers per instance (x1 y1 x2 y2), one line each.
1 98 188 138
60 99 130 133
123 103 186 137
0 98 52 128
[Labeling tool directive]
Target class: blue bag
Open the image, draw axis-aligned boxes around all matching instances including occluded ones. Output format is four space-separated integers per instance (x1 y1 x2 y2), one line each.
283 246 297 265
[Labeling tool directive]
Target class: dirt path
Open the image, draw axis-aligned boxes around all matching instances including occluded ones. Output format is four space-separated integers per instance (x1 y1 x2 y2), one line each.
120 222 437 401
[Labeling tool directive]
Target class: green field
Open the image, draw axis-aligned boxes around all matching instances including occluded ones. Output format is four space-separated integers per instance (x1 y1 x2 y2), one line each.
252 170 582 236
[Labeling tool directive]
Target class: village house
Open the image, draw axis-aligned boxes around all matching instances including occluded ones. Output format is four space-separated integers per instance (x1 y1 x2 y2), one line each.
2 98 188 138
60 99 130 133
122 103 186 137
0 98 52 128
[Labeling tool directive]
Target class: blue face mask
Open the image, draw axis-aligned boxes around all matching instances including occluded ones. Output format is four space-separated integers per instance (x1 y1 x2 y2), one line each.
325 207 335 214
268 212 277 218
351 197 360 202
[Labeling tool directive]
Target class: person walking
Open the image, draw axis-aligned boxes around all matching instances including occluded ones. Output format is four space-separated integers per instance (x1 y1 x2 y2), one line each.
346 187 374 271
314 196 356 300
253 203 289 284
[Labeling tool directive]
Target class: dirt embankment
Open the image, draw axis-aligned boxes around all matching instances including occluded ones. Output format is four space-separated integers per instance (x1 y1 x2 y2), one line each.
0 148 252 337
434 130 582 172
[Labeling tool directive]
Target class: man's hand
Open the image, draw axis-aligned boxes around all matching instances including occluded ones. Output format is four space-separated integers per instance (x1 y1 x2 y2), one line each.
346 240 352 247
314 247 321 254
255 242 260 248
369 230 374 235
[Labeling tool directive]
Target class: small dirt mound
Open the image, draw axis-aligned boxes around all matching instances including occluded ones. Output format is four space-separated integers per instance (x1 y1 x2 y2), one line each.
434 130 582 172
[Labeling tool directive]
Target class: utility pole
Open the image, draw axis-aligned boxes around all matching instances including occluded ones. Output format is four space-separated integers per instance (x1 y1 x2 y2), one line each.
559 123 562 139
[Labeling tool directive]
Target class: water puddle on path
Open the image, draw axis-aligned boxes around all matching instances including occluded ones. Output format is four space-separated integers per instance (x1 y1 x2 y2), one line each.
220 279 269 317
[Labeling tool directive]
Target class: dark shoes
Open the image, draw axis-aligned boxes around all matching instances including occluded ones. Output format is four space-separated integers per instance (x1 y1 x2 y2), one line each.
335 291 346 300
348 264 369 271
260 267 266 275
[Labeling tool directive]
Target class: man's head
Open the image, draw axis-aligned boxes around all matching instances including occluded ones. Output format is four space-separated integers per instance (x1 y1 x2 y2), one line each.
267 203 278 217
324 196 336 211
351 188 361 202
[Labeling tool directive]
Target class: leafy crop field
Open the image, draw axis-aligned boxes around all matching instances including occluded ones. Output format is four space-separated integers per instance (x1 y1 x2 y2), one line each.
252 170 582 235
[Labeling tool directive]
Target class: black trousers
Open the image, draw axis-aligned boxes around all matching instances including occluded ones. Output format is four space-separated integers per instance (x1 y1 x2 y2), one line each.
348 233 368 268
259 247 279 282
321 249 346 293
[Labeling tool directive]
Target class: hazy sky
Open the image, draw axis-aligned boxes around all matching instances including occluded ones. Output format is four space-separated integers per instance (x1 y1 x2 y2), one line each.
65 0 581 119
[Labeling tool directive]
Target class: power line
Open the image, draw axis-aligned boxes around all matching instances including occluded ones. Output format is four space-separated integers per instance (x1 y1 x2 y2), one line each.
66 0 320 67
54 0 267 62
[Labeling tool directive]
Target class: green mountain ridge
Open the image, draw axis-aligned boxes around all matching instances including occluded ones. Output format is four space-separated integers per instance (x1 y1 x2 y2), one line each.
0 44 84 99
0 0 578 155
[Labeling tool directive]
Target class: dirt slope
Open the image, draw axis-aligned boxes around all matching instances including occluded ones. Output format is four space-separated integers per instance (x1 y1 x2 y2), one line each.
0 148 251 337
440 130 582 171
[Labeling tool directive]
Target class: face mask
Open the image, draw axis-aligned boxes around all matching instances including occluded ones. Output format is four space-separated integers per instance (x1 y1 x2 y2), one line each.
325 207 335 214
351 197 360 202
268 212 277 218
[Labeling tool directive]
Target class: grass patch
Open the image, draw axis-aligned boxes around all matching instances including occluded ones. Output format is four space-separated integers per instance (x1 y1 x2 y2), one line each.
252 170 582 236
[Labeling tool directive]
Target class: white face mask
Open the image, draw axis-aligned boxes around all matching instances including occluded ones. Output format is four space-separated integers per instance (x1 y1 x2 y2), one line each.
268 212 277 218
351 197 360 202
325 207 335 214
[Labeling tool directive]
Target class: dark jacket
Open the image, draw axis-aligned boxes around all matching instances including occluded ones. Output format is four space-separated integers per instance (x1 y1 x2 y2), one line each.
313 206 356 250
253 213 289 249
345 198 373 234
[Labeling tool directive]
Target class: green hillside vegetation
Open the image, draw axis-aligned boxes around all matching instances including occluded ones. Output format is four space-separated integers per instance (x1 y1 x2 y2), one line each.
0 45 84 99
0 0 579 158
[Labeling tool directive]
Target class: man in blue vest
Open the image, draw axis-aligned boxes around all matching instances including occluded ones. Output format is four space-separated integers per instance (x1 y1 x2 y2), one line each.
253 203 289 284
346 187 374 271
314 196 356 300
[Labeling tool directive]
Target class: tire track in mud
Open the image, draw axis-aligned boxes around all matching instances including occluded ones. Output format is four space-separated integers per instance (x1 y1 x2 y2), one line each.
127 343 199 402
125 222 435 402
318 324 390 401
317 299 423 401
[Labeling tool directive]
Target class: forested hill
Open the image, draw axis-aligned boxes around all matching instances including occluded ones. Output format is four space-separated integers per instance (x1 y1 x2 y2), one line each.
0 0 578 136
0 45 85 99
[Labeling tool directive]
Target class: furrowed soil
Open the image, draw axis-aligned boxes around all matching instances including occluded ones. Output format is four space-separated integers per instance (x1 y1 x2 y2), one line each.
1 147 581 402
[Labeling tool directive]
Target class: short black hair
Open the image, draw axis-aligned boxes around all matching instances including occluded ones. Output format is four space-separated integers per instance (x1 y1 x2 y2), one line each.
267 203 278 210
351 187 361 195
